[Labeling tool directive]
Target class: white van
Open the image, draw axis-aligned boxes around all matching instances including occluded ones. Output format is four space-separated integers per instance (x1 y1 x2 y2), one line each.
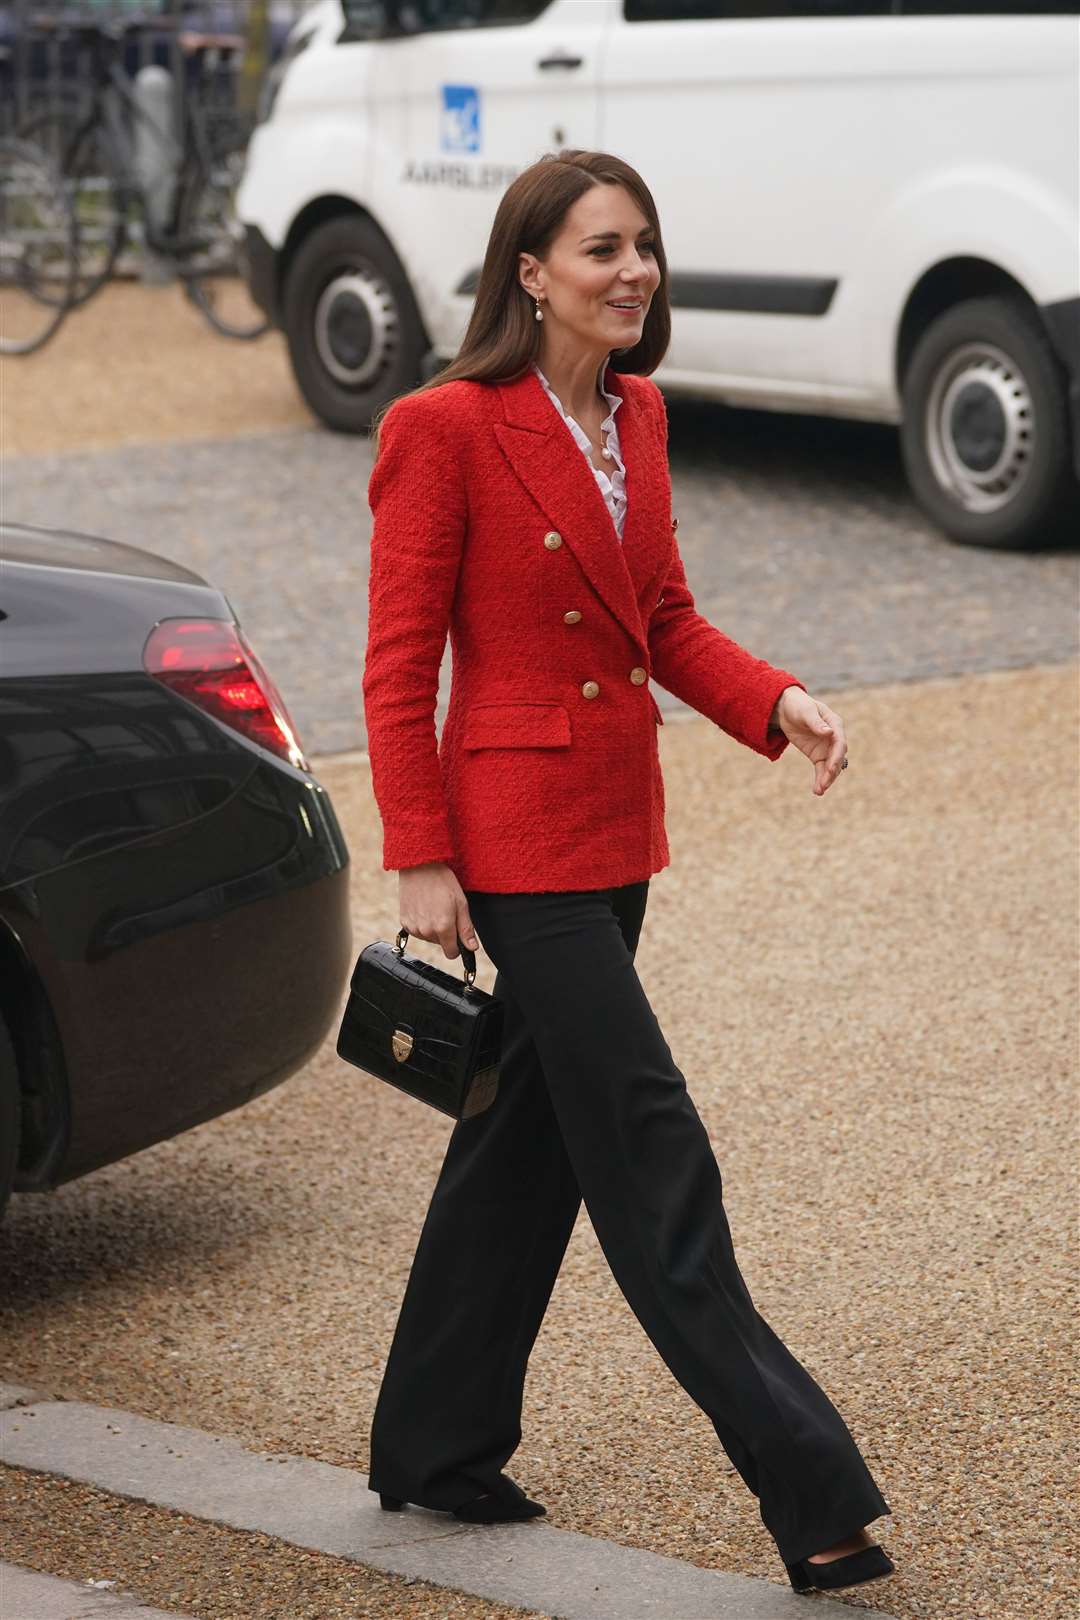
236 0 1079 549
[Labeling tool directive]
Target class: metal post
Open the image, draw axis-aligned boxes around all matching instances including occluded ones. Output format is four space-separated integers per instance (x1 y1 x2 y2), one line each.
133 63 180 286
239 1 271 130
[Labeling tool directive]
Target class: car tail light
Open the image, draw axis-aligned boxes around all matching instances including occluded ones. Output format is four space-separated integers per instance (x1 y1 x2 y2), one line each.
143 618 308 771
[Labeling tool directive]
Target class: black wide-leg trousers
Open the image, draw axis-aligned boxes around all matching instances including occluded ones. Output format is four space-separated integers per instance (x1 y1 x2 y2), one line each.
367 882 891 1566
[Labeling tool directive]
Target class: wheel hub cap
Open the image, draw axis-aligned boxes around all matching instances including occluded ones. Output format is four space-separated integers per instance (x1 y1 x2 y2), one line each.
926 343 1034 514
949 380 1008 473
314 269 398 388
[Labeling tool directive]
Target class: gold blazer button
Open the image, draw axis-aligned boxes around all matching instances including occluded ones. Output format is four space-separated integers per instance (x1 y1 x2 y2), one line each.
543 531 563 550
563 609 583 624
581 680 600 699
629 667 647 685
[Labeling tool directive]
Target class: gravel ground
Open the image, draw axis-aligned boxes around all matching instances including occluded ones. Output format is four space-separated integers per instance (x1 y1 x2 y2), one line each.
2 666 1076 1620
0 1467 548 1620
3 283 310 457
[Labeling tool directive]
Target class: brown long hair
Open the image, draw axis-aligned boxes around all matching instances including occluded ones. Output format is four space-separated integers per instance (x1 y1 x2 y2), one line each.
374 149 671 438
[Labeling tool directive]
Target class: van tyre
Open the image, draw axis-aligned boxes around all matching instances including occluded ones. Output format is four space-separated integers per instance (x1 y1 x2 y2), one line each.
283 215 429 433
0 1012 19 1222
900 296 1078 549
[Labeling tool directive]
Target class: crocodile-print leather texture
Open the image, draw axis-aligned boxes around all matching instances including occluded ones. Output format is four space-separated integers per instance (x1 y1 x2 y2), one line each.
336 940 503 1120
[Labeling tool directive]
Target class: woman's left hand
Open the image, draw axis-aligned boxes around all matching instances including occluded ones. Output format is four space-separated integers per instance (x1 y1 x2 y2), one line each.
773 686 848 796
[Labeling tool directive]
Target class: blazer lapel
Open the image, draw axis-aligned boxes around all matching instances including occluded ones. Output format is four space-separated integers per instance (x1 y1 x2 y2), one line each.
494 370 647 654
611 368 673 611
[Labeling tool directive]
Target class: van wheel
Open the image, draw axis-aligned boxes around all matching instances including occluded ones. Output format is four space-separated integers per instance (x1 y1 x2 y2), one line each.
900 296 1078 549
283 215 429 433
0 1013 19 1222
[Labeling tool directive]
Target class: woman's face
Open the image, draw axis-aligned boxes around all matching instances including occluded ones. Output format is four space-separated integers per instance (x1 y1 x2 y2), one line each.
519 183 661 361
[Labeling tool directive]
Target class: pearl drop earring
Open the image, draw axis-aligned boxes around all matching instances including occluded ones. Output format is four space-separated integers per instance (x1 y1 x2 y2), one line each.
534 296 544 323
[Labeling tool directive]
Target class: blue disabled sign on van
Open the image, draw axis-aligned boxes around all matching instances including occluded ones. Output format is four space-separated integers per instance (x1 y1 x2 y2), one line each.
441 85 481 154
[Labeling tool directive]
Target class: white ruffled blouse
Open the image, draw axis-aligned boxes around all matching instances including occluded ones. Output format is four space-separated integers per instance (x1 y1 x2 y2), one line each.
533 360 627 540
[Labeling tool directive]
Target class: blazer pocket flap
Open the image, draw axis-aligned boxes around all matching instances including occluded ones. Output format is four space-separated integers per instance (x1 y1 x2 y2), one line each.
463 702 572 751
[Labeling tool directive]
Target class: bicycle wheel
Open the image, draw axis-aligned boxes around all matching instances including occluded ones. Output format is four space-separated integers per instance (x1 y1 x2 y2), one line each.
177 142 269 341
0 137 77 355
18 109 126 306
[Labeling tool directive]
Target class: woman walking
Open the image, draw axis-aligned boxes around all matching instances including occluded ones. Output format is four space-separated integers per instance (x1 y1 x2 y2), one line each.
361 150 894 1596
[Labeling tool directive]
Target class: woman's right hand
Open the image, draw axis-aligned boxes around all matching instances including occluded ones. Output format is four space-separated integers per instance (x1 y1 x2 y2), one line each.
398 863 479 959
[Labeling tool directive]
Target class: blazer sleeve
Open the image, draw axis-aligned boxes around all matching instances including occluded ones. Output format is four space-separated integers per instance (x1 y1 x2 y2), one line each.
644 386 807 761
362 395 466 870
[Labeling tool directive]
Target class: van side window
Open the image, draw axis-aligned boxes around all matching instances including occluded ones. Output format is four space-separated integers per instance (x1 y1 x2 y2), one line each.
624 2 889 17
477 0 554 16
396 0 551 30
343 0 551 36
341 2 389 36
341 1 393 36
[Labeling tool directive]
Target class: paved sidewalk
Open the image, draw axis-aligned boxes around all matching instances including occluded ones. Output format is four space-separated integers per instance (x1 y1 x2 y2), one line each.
0 1563 193 1620
0 1386 891 1620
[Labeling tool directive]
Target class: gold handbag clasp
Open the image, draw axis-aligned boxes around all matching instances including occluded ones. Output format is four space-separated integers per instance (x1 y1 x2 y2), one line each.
391 1028 413 1063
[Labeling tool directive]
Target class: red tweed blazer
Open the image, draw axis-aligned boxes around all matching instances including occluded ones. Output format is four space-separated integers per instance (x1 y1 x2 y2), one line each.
362 366 806 893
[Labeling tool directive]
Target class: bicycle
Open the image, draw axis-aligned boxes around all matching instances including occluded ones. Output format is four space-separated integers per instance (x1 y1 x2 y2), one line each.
18 14 268 341
0 134 77 355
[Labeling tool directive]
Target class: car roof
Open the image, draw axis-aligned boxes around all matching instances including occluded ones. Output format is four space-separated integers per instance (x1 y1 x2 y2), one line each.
1 522 208 587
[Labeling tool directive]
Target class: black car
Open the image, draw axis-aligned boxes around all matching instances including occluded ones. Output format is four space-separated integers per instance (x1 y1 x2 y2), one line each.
0 522 351 1219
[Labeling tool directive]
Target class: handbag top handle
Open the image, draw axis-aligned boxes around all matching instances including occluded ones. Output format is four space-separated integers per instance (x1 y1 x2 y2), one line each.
393 928 478 993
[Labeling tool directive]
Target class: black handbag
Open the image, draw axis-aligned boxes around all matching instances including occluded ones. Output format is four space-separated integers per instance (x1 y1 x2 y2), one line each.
336 929 503 1120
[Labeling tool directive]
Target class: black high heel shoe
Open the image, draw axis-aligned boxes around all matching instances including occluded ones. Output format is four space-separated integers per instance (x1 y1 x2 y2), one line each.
785 1541 895 1594
378 1474 546 1524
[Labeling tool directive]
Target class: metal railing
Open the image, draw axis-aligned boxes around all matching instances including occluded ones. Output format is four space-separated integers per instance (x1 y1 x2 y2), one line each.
0 1 313 140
